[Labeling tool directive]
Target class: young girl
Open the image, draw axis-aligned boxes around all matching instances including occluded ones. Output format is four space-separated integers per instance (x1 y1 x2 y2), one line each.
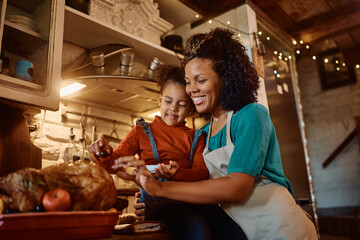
90 66 214 239
89 65 208 183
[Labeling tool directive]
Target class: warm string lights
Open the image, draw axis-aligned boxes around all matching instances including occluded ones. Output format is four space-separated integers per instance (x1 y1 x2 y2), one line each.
202 16 360 72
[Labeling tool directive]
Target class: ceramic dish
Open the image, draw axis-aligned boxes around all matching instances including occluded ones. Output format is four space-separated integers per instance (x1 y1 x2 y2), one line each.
6 15 39 32
0 211 120 240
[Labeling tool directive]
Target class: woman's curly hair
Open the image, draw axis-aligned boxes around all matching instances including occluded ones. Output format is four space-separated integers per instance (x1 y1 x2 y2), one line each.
182 27 260 111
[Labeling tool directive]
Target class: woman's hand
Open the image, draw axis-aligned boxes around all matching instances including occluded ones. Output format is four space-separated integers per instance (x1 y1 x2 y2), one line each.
112 156 144 184
133 192 145 221
112 157 163 197
89 136 112 158
154 161 179 179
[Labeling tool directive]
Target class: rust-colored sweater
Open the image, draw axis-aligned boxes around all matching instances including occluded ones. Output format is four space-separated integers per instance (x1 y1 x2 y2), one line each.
96 116 209 181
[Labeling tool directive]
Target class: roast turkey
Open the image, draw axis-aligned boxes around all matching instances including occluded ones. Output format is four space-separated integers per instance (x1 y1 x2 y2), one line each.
0 161 117 212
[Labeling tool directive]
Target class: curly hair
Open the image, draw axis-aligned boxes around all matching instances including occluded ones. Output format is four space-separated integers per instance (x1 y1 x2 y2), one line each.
182 27 260 111
156 65 185 93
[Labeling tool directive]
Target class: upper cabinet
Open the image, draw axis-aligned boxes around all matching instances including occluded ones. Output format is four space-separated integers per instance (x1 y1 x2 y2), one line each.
0 0 64 110
61 3 184 116
63 4 182 68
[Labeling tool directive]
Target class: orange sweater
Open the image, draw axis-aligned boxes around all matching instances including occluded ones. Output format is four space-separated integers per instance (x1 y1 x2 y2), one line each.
97 116 209 182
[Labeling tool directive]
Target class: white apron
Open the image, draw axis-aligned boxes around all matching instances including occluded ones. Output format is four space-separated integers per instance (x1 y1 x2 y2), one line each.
203 111 318 240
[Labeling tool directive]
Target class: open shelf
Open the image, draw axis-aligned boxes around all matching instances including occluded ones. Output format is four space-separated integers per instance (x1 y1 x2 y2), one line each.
63 6 183 67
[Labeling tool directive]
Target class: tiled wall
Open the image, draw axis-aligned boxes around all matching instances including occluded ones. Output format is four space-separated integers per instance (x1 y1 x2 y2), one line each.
297 57 360 211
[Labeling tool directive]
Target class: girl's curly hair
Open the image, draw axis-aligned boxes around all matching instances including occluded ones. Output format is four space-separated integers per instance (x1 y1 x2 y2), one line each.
182 27 260 111
156 65 185 93
156 65 195 111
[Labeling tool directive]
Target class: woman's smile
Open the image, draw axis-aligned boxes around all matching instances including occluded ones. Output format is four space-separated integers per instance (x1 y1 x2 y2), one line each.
192 96 206 105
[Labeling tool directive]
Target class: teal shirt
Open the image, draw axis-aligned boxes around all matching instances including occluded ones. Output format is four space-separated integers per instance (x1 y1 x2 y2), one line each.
202 103 293 195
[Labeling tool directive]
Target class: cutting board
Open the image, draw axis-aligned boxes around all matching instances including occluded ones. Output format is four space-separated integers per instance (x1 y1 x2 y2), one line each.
0 104 42 176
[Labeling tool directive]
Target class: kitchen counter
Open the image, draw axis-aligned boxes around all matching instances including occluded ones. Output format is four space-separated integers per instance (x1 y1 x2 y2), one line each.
95 231 173 240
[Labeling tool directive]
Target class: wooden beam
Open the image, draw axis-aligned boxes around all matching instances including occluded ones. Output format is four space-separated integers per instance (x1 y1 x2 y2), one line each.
322 129 357 168
289 2 360 34
246 0 295 45
250 0 296 32
291 3 360 43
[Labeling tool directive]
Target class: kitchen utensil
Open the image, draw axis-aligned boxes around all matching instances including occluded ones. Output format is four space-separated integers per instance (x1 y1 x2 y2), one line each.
15 60 33 82
162 35 184 54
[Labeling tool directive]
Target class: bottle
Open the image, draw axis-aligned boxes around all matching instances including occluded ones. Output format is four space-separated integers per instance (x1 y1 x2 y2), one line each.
79 124 91 161
64 127 76 162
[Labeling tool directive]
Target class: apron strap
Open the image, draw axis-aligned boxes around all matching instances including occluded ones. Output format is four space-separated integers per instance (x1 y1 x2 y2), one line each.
189 129 203 169
136 117 161 164
204 111 234 153
226 111 234 145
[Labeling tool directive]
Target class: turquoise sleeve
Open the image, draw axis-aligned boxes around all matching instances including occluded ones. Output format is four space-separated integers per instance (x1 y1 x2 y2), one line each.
227 105 272 179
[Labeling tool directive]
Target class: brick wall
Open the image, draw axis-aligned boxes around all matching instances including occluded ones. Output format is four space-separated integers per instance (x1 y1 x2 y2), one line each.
29 100 140 194
297 56 360 210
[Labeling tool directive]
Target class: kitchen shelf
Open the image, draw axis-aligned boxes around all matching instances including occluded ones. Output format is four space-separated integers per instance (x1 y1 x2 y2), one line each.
3 20 47 54
8 0 46 12
63 6 183 67
0 73 43 91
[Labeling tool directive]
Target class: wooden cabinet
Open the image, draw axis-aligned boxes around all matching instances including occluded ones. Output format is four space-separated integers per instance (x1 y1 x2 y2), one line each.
0 0 64 111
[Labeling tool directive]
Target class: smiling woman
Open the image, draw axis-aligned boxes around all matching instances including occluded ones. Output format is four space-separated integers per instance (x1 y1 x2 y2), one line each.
113 27 318 240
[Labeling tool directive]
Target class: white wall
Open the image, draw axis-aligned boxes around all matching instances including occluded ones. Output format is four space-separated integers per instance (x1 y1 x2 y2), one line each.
297 56 360 210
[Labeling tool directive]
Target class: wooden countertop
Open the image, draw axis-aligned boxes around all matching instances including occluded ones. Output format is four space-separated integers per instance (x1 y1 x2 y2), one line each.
95 231 172 240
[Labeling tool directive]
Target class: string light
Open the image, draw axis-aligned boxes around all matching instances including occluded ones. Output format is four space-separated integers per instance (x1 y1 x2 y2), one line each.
193 15 360 71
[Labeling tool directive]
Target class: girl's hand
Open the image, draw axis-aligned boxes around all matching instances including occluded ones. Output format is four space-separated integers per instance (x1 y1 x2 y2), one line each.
154 161 179 179
89 136 112 158
133 192 145 221
113 156 145 184
112 156 163 197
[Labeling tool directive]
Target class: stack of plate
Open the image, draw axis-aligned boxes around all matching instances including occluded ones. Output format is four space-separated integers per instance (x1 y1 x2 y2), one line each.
6 15 39 33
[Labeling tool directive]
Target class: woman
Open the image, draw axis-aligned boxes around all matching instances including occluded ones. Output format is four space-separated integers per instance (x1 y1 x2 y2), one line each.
113 27 317 239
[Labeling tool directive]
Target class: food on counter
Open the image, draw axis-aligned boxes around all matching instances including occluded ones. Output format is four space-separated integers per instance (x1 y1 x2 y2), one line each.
131 221 164 233
117 213 136 224
42 188 71 212
0 161 117 213
0 193 17 214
